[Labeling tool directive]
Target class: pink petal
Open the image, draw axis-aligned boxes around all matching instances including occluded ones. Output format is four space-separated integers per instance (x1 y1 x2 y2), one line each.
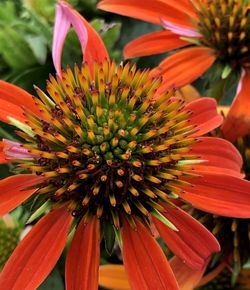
161 18 201 37
52 2 71 76
53 1 109 76
2 139 33 160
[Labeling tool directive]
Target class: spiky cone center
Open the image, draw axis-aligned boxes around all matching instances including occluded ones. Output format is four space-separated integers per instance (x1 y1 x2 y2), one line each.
0 227 19 270
193 0 250 68
16 60 200 229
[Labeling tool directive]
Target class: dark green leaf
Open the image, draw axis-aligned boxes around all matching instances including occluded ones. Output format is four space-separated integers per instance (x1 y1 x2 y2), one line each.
103 221 116 255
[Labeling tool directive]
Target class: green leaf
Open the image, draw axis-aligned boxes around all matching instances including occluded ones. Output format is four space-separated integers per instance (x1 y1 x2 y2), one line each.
8 117 35 137
0 2 16 24
38 268 64 290
103 221 116 255
114 228 122 248
23 194 49 220
221 64 232 79
180 37 201 46
25 35 47 64
0 27 37 69
91 19 122 59
151 208 179 231
26 200 51 224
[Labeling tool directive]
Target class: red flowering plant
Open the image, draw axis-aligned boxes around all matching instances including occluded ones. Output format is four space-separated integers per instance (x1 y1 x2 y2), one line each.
98 0 250 98
99 71 250 290
193 78 250 289
0 1 250 289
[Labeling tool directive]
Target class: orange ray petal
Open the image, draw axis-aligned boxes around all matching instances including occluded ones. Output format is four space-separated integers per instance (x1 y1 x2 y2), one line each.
152 206 220 270
0 206 73 289
0 98 27 123
0 141 9 164
66 217 100 290
179 172 250 218
160 0 197 19
170 256 206 290
99 264 130 290
122 217 179 290
222 70 250 142
185 98 223 137
124 30 189 59
152 47 216 90
188 137 243 175
98 0 194 28
0 80 41 117
0 174 44 216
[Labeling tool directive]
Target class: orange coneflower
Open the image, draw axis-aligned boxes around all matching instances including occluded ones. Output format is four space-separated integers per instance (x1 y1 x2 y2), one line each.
98 0 250 97
0 1 250 289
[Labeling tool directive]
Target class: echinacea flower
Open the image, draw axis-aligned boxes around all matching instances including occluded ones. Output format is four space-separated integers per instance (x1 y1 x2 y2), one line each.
98 0 250 95
192 85 250 288
0 1 250 289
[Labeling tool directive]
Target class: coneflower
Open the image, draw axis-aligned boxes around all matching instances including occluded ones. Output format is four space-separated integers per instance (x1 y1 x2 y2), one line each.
0 1 250 289
98 0 250 97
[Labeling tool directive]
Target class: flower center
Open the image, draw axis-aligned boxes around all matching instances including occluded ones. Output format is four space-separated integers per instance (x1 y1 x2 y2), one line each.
17 60 199 228
194 0 250 68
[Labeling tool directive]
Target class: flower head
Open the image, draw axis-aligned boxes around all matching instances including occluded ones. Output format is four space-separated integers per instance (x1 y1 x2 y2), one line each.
0 1 250 289
98 0 250 94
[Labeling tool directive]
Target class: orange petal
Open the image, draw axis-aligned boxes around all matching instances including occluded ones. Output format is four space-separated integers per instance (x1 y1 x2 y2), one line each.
222 70 250 141
152 206 220 270
122 217 179 290
176 85 200 102
124 30 189 59
99 265 130 290
98 0 194 28
0 206 73 289
0 141 9 164
160 0 197 19
66 217 100 290
185 98 223 137
179 172 250 218
152 47 216 90
0 174 44 216
197 261 227 287
0 80 41 117
189 137 243 176
170 256 206 290
0 98 27 123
